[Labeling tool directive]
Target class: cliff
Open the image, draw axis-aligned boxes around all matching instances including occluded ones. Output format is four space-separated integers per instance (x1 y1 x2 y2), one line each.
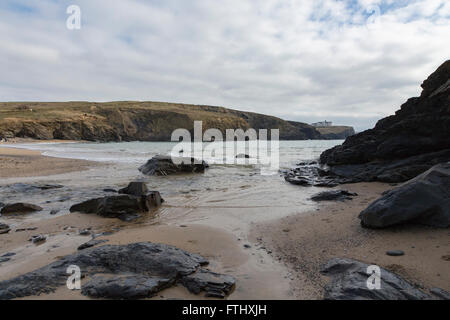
313 126 355 140
319 60 450 183
0 102 325 141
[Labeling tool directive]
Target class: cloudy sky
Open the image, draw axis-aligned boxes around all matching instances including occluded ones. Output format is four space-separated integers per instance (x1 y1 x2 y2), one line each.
1 0 449 131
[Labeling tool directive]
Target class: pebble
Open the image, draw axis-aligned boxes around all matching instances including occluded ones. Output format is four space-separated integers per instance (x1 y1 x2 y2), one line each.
386 250 405 256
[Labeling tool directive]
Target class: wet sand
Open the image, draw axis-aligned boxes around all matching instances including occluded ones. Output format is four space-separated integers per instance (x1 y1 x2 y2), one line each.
251 182 450 299
0 146 98 178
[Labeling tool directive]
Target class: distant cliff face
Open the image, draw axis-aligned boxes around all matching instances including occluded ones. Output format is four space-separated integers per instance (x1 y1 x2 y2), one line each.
320 60 450 183
313 126 355 140
0 102 328 141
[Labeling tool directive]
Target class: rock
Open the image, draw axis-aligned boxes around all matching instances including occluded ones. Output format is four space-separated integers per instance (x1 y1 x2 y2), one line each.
0 223 10 235
103 188 117 193
235 154 250 159
0 202 4 209
82 275 173 299
320 60 450 183
78 229 91 236
311 190 358 202
1 252 16 258
284 163 347 187
139 155 209 176
0 242 233 300
0 257 11 264
1 203 43 215
69 193 163 219
359 163 450 228
430 287 450 300
386 250 405 256
49 209 59 215
117 213 141 222
118 182 148 196
321 257 430 300
28 235 46 244
77 239 108 250
180 269 236 298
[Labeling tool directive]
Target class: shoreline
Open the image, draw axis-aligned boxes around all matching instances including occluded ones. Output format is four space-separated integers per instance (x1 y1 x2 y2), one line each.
1 143 448 300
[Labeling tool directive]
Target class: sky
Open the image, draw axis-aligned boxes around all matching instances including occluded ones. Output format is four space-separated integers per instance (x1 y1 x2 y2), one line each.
0 0 449 131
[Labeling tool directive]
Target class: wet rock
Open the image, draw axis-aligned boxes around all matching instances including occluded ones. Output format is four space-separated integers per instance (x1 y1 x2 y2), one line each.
386 250 405 257
0 242 232 300
359 163 450 228
16 227 38 232
1 203 43 215
139 155 209 176
1 252 16 258
28 235 46 244
311 190 358 202
69 193 163 219
49 209 59 215
430 287 450 300
82 275 173 299
0 223 10 235
321 257 430 300
103 188 117 193
79 229 91 236
118 182 148 197
180 269 236 298
235 154 250 159
284 163 347 187
0 257 11 264
77 239 108 250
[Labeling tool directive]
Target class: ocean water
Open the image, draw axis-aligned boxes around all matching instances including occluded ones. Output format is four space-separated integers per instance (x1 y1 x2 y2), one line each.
0 140 343 228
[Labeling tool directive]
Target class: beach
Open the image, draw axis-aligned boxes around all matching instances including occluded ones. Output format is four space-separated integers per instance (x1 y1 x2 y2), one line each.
0 142 448 300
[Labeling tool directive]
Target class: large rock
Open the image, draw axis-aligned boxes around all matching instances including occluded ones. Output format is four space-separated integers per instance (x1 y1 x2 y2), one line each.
320 60 450 183
139 155 209 176
321 258 430 300
359 163 450 228
0 242 235 300
69 193 163 220
1 203 43 215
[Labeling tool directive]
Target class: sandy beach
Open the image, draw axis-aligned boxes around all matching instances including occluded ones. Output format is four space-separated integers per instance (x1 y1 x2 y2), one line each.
0 143 448 300
251 182 450 298
0 144 98 178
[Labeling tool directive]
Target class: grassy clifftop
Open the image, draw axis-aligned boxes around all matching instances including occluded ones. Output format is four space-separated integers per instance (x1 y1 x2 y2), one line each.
0 101 327 141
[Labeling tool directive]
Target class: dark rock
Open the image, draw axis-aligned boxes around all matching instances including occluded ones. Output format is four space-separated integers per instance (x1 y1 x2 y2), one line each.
359 163 450 228
284 163 348 187
386 250 405 256
78 229 91 236
139 155 209 176
320 61 450 183
180 269 236 298
117 213 141 222
311 190 358 202
0 202 4 209
430 287 450 300
1 203 43 215
118 182 149 196
77 239 108 250
321 257 430 300
69 193 163 219
103 188 117 193
0 242 232 300
1 252 16 257
236 154 250 159
0 257 11 263
28 235 46 244
49 209 59 215
82 275 173 299
0 223 10 235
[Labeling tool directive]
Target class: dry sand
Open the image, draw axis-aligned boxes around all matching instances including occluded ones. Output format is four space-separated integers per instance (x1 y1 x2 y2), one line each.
251 182 450 299
0 146 98 178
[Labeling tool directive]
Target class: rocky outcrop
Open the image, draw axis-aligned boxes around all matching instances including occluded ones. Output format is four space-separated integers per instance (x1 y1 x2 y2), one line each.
69 193 163 221
311 190 357 202
0 223 10 235
1 203 43 215
139 155 209 176
0 242 235 300
0 102 325 141
320 60 450 183
359 163 450 228
321 258 430 300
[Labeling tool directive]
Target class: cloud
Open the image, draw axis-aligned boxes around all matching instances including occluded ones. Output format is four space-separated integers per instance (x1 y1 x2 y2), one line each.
0 0 448 131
